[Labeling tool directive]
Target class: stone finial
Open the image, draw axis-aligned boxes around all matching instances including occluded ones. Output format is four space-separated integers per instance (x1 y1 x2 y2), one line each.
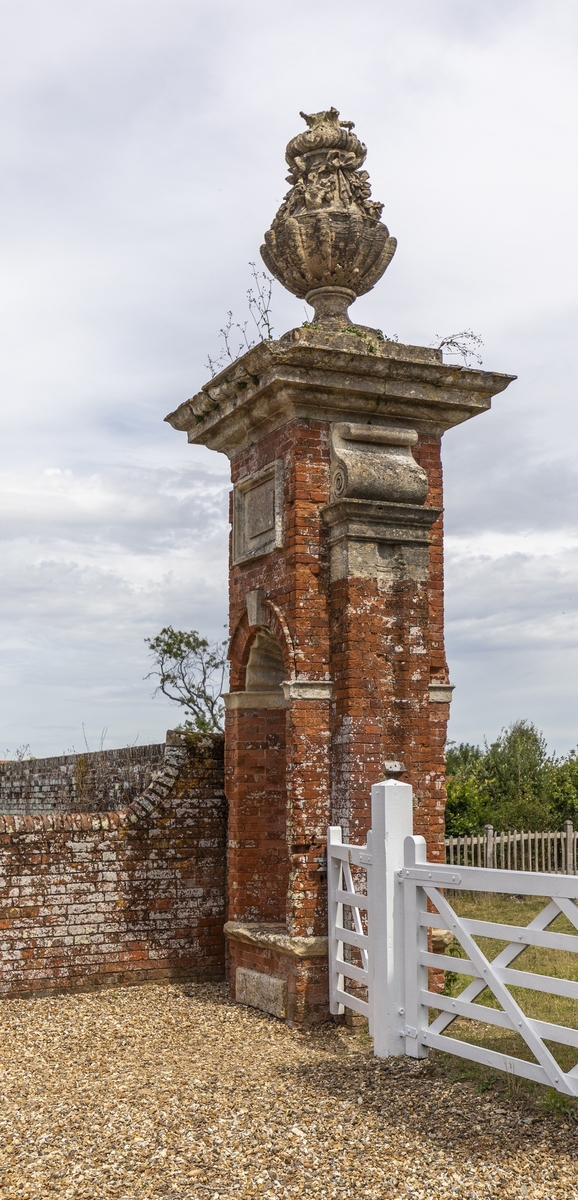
260 108 397 327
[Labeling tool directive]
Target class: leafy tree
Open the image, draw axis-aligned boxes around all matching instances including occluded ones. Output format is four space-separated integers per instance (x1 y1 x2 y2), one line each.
145 627 228 733
549 751 578 827
445 720 572 835
444 742 486 836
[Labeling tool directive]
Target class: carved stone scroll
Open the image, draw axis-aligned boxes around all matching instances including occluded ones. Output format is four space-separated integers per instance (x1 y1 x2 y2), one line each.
330 423 428 505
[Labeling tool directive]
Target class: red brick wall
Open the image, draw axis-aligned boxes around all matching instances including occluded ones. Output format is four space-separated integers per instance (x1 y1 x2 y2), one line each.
329 434 449 859
0 743 166 815
415 433 450 862
226 417 451 947
0 734 226 998
225 707 288 922
285 695 331 937
227 419 333 940
329 574 431 840
228 419 331 686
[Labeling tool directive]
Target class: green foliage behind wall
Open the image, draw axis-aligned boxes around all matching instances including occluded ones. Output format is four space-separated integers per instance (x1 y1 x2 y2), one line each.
445 720 578 835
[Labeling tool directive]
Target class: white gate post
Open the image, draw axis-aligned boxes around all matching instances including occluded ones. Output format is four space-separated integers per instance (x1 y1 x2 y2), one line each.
327 826 345 1016
369 778 414 1058
403 834 429 1059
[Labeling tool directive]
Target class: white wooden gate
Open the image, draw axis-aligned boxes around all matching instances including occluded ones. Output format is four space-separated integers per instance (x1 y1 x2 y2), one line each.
328 780 578 1095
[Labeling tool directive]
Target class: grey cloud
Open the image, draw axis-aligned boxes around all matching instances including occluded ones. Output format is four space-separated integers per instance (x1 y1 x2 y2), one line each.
1 0 578 754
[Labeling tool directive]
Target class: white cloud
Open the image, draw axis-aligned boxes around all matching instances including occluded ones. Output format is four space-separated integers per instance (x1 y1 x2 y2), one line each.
0 462 229 755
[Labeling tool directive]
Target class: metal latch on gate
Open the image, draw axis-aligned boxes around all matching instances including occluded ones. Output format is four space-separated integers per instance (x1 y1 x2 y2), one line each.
400 868 461 886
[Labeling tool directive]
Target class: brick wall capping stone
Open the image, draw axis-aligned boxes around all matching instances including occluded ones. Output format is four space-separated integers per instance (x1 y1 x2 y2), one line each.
281 679 333 701
429 683 455 703
224 920 328 959
222 691 289 711
165 334 516 457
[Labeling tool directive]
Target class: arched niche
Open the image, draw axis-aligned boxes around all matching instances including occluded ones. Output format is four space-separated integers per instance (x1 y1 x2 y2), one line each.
245 629 287 693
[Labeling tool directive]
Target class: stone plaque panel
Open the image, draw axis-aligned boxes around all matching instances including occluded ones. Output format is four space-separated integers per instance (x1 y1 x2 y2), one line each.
233 460 284 564
235 966 287 1018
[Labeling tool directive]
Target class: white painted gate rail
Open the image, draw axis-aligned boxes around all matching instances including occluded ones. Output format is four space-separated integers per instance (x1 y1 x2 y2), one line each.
328 780 578 1095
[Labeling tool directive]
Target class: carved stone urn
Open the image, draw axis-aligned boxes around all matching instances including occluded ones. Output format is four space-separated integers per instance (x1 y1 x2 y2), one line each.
260 108 397 327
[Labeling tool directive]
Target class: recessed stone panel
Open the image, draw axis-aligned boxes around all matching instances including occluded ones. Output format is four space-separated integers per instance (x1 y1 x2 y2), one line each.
233 460 284 564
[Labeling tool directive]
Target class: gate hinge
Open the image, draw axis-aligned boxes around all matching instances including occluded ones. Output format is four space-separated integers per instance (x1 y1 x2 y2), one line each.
401 868 461 886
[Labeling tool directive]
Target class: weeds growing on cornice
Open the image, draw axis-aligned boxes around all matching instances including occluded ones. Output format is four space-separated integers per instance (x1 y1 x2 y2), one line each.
205 264 275 378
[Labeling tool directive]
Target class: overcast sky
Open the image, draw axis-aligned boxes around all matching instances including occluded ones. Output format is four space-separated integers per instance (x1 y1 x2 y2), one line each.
1 0 578 758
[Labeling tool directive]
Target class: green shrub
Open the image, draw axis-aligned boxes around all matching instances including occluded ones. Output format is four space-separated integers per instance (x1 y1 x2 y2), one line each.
445 720 578 835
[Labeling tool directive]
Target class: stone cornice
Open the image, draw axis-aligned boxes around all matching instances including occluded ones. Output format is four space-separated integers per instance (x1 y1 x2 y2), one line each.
222 691 288 711
429 683 455 703
165 329 516 457
321 497 440 544
224 920 328 958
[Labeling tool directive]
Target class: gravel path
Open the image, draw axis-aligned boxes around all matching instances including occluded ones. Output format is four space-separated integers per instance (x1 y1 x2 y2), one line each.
0 981 576 1199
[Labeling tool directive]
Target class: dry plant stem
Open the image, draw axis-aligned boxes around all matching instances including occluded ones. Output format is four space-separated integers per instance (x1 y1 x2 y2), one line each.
432 329 484 367
0 981 575 1200
206 264 275 378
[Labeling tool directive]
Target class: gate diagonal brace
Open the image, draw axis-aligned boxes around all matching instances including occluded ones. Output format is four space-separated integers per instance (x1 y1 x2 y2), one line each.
428 898 561 1036
421 885 574 1095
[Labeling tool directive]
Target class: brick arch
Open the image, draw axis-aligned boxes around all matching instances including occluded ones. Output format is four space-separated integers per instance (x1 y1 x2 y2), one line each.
228 599 296 691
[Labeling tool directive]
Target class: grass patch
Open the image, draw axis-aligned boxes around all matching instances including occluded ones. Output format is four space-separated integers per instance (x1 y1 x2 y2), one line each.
431 891 578 1082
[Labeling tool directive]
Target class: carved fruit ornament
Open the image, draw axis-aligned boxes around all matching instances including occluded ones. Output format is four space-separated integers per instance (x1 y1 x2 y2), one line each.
260 108 397 326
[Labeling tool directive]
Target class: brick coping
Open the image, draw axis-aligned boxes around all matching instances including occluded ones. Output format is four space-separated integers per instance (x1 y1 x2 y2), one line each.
0 745 187 834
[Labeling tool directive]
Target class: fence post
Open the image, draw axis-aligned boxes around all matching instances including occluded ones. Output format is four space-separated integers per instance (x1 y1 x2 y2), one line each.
369 778 414 1059
564 820 574 875
484 824 495 869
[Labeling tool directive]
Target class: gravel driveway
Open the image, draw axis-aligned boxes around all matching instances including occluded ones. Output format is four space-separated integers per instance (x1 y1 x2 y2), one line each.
0 981 576 1198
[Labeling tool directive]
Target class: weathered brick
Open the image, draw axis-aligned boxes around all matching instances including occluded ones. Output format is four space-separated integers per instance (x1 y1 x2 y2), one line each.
0 736 227 998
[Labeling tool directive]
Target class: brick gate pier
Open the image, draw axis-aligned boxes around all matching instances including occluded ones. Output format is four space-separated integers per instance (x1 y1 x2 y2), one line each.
166 108 514 1025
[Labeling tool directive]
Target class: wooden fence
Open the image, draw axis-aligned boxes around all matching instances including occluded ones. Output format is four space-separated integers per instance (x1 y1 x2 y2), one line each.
445 821 577 874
